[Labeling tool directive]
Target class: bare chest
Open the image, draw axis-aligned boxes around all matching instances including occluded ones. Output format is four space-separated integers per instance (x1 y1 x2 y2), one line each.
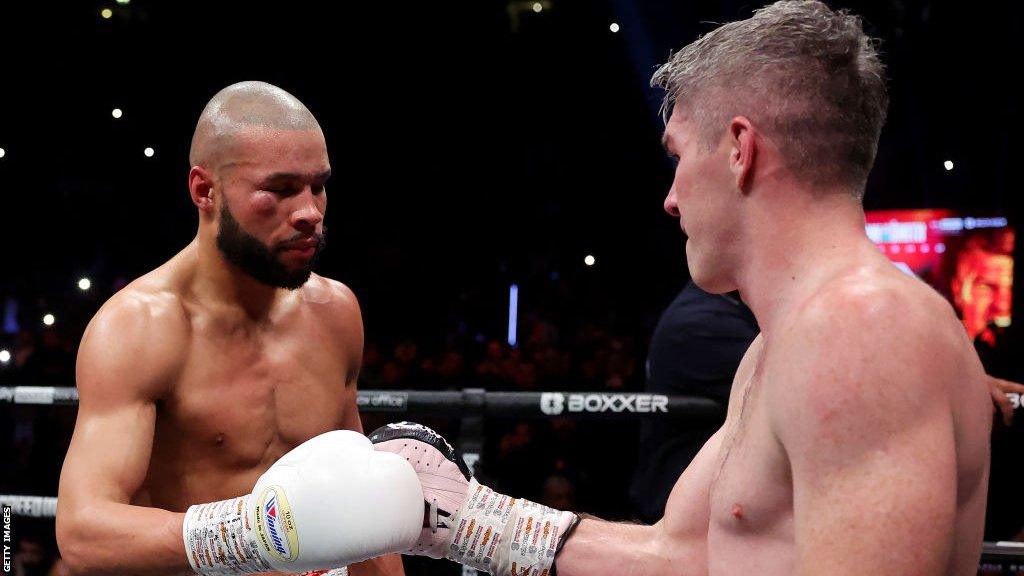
709 379 792 531
703 370 795 573
146 319 355 503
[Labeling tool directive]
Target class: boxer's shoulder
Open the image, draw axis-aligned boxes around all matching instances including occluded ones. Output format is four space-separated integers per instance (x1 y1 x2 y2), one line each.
305 274 358 303
793 267 954 341
78 282 188 401
93 278 190 336
300 275 363 364
301 275 362 328
767 271 961 430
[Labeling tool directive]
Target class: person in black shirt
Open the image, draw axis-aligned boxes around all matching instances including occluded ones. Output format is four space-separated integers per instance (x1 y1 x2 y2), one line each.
629 280 758 522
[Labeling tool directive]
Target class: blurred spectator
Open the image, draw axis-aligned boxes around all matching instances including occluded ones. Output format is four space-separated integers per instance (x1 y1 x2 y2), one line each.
20 329 74 388
15 538 48 576
46 558 71 576
540 473 576 510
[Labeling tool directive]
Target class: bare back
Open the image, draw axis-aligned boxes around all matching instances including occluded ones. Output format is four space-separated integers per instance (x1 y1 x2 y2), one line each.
661 257 991 575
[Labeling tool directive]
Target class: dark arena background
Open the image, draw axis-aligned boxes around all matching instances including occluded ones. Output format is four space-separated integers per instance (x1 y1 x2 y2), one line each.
1 1 1022 575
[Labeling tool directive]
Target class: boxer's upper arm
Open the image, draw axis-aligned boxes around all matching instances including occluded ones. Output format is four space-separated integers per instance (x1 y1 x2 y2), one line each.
334 282 364 385
772 295 957 576
322 283 404 573
322 280 365 432
58 295 183 512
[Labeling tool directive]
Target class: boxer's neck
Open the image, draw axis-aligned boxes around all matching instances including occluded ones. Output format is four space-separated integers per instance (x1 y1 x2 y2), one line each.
190 237 285 319
735 189 872 332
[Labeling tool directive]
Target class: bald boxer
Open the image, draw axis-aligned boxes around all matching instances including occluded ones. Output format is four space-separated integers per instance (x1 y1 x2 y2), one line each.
55 81 416 575
373 2 992 575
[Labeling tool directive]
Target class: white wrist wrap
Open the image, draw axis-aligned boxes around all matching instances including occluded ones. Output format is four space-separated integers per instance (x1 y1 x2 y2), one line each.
182 495 270 575
446 479 576 576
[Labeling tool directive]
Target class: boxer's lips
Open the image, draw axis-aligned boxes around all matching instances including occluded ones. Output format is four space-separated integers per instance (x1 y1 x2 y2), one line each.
282 238 317 249
280 238 317 258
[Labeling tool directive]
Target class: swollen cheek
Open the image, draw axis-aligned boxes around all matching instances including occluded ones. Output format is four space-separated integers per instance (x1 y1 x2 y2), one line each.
251 192 277 216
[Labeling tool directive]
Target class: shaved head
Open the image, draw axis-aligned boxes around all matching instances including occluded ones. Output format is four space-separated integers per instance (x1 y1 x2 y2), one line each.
189 81 322 172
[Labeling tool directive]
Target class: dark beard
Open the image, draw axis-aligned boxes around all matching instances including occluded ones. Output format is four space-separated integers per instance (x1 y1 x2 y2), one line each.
216 201 326 290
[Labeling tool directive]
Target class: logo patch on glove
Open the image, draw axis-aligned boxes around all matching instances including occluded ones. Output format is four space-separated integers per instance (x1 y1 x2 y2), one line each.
256 486 299 562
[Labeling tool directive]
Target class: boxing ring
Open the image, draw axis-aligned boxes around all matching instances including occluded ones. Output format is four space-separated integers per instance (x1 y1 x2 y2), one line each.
2 386 1022 574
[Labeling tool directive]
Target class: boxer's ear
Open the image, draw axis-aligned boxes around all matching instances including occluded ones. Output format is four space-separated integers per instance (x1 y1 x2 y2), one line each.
189 166 215 212
727 116 756 192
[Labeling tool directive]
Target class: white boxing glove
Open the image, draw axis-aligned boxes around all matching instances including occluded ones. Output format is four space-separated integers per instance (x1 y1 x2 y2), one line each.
182 430 423 575
370 422 580 576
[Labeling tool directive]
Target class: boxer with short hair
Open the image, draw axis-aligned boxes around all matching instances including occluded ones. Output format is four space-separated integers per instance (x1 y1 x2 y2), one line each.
55 81 417 575
374 2 992 575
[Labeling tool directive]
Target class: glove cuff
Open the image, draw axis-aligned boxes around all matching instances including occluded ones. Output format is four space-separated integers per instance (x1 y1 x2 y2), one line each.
446 479 579 576
183 495 270 575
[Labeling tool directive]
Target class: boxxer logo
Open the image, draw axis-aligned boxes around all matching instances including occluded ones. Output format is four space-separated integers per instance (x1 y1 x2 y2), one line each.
540 393 565 415
540 393 670 414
